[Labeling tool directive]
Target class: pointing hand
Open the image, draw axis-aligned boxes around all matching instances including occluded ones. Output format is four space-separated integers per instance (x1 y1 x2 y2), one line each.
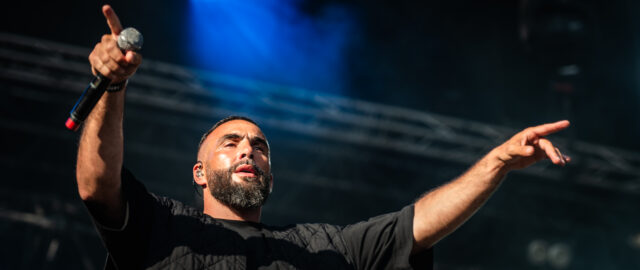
88 5 142 83
492 120 571 171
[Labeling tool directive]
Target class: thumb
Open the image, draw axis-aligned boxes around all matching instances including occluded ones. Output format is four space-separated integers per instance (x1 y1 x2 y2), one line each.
125 51 142 65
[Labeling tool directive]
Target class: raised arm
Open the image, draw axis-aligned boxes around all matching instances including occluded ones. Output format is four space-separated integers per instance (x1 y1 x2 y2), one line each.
412 120 571 251
76 5 142 227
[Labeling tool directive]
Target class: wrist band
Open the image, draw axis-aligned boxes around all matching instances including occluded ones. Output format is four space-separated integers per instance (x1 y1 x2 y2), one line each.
106 79 129 92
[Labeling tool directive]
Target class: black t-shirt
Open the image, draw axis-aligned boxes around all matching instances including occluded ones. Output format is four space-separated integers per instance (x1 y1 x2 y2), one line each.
88 168 433 269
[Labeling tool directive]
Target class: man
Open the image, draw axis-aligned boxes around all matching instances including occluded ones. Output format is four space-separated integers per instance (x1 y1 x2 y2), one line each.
77 5 571 269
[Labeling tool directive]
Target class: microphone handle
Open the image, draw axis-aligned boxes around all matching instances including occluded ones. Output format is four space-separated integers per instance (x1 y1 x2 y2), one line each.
65 75 111 131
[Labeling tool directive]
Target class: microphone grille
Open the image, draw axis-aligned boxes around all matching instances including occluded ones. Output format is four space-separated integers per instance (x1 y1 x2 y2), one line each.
117 27 143 51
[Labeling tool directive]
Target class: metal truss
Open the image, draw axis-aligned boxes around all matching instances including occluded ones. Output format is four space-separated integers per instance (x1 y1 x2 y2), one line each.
1 32 640 196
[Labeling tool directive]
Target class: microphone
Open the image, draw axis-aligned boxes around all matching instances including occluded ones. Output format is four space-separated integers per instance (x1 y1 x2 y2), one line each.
65 27 143 131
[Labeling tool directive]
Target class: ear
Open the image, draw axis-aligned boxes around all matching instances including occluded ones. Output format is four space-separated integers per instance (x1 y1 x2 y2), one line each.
193 162 207 187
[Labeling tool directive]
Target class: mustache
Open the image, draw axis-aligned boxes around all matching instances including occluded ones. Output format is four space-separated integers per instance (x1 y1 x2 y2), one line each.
230 159 266 176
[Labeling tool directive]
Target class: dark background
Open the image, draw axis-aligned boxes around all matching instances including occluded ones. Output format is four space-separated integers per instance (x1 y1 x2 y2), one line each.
1 0 639 269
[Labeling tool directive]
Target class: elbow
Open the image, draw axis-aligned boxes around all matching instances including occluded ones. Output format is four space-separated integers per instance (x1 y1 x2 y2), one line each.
77 184 98 201
76 168 121 202
76 167 93 201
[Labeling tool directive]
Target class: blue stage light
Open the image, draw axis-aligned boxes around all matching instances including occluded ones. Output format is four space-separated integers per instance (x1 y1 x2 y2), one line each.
187 0 357 94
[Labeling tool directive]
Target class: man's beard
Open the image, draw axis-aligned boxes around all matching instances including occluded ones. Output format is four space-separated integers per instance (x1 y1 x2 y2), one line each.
206 160 271 210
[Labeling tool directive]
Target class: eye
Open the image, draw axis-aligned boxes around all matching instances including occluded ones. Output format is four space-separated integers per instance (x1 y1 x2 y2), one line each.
224 142 236 148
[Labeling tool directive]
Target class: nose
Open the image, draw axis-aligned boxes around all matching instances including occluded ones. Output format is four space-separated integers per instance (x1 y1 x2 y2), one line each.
236 138 254 160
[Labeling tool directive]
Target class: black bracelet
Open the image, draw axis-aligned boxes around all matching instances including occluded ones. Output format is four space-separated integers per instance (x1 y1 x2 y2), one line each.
106 79 129 92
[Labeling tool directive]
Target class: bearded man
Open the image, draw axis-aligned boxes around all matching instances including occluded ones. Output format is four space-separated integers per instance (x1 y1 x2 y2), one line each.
76 5 571 270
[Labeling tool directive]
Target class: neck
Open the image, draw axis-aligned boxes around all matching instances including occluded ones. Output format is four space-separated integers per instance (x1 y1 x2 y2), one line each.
202 193 262 223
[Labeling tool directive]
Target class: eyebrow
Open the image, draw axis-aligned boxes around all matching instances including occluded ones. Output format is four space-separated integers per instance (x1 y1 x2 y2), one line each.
217 133 242 145
251 137 269 152
217 133 269 152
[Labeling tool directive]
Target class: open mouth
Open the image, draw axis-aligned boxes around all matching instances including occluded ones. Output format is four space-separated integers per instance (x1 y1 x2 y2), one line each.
234 164 257 178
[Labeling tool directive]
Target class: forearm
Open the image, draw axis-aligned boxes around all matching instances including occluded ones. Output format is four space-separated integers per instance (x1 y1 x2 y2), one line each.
76 91 126 222
74 5 142 227
410 120 571 252
412 150 507 250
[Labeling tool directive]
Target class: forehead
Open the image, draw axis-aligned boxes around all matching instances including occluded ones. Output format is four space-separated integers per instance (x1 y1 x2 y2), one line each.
208 120 266 142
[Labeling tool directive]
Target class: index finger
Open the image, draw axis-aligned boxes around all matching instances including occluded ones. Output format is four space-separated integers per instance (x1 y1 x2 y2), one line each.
102 5 123 37
529 120 570 137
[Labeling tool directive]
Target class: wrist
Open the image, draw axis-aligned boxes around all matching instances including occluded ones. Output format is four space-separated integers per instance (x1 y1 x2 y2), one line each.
106 79 128 92
485 149 510 176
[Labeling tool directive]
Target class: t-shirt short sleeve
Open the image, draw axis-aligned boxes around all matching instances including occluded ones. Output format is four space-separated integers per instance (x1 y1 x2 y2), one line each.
340 205 433 270
84 168 156 269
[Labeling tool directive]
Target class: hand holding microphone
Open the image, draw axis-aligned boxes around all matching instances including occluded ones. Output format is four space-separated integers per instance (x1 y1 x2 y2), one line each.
66 5 143 131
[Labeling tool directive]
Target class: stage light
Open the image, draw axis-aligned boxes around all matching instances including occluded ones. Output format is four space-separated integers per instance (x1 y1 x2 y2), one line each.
630 233 640 249
547 243 571 269
527 240 548 265
187 0 357 94
557 64 580 76
527 239 572 269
